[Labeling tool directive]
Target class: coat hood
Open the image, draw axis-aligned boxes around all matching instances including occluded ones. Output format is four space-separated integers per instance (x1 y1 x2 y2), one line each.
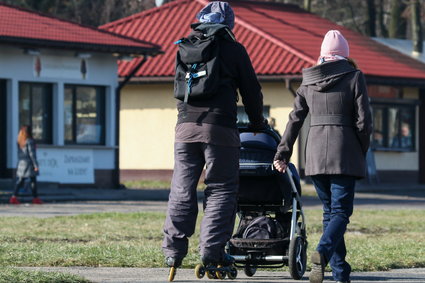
301 60 356 91
190 22 236 41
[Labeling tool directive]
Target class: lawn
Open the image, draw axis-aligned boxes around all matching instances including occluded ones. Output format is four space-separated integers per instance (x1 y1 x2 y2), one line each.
1 209 424 274
0 268 89 283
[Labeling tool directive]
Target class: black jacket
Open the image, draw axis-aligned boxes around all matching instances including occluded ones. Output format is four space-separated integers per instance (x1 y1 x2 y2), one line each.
176 23 265 129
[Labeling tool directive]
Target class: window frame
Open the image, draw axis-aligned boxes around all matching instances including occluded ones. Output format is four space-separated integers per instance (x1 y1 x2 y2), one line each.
18 82 53 145
370 98 418 152
64 84 106 145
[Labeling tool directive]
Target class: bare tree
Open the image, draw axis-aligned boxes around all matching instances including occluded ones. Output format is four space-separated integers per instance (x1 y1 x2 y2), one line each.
365 0 377 36
411 0 423 53
304 0 311 11
377 0 389 37
389 0 407 38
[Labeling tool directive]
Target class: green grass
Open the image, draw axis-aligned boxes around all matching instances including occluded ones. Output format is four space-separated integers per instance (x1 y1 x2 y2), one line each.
1 210 425 272
123 180 207 190
0 268 90 283
122 180 171 189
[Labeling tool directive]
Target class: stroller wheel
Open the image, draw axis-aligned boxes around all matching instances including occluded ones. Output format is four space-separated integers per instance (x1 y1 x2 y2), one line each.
288 236 307 280
243 265 257 277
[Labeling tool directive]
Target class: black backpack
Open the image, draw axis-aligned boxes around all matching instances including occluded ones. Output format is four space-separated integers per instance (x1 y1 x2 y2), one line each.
174 25 235 104
242 216 284 240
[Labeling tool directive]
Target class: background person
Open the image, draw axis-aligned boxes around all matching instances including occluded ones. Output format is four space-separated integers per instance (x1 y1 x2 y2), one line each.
273 30 372 283
9 125 42 205
162 1 267 271
391 122 412 149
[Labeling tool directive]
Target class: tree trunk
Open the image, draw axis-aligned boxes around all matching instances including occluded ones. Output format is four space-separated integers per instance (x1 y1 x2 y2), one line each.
366 0 376 36
411 0 423 54
389 0 407 38
304 0 311 12
378 0 388 37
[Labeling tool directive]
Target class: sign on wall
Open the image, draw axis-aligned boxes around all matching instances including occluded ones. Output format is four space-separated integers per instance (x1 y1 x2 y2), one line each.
33 55 88 80
37 148 94 184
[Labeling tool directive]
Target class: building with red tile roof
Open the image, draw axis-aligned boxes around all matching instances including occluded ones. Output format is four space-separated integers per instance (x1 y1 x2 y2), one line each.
0 2 161 56
102 0 425 84
0 3 161 189
101 0 425 184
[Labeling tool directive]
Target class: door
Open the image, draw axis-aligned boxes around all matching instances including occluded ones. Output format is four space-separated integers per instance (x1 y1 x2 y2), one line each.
419 89 425 184
0 80 6 177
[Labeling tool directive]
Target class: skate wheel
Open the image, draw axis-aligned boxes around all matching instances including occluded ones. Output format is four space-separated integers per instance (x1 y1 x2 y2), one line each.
195 264 205 279
216 265 226 280
206 270 217 279
226 266 237 279
168 267 176 282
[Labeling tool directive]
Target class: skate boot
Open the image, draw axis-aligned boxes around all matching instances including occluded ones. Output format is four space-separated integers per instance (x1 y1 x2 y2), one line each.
165 256 182 282
195 254 237 280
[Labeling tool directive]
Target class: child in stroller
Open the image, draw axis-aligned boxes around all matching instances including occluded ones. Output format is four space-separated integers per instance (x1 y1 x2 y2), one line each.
226 127 307 280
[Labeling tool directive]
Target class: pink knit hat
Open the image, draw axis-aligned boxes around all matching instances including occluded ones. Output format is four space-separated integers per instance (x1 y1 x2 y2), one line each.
320 30 349 58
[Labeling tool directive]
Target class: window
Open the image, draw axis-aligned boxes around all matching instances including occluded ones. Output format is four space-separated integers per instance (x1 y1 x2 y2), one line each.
237 105 270 127
19 82 52 144
64 85 105 145
371 102 416 151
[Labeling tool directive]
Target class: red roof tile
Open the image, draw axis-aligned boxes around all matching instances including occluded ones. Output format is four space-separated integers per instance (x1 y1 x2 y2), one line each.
0 3 160 55
101 0 425 81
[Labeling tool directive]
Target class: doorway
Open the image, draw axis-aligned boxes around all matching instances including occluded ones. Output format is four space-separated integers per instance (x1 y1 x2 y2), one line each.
419 89 425 184
0 80 6 177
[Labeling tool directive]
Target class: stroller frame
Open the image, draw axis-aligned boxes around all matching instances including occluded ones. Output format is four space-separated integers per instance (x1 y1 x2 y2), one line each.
226 127 307 280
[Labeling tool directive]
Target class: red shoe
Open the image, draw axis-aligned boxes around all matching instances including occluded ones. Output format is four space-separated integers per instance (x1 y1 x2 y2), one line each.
9 196 20 204
32 197 43 204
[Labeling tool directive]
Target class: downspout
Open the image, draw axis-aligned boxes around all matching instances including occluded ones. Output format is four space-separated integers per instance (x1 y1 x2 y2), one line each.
113 55 148 188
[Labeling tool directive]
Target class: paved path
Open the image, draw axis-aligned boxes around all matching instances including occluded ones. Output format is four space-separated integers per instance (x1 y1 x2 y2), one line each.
20 267 425 283
1 189 425 218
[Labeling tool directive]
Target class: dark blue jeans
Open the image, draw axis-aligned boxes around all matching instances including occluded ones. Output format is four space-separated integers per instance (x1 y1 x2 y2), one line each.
311 174 355 282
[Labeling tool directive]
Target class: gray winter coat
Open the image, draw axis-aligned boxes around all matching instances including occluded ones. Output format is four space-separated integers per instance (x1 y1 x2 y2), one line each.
275 60 372 178
16 139 39 178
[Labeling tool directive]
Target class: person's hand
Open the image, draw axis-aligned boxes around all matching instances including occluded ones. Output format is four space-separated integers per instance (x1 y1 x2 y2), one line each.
34 167 39 172
273 160 287 173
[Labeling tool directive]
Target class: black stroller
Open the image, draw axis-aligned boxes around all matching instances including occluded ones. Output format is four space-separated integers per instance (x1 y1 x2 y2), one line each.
226 127 307 280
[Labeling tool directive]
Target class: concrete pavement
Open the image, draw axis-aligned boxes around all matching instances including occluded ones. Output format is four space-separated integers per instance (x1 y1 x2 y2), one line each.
19 266 425 283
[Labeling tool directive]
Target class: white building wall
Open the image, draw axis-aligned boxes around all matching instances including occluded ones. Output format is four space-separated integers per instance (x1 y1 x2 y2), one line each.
0 45 119 183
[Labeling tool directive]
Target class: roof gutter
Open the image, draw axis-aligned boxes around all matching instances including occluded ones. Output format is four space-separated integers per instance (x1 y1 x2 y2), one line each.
365 75 425 88
113 55 149 188
121 74 303 84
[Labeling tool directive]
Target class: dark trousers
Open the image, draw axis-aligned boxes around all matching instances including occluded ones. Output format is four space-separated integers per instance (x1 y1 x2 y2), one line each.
14 176 38 198
311 174 355 282
162 142 239 262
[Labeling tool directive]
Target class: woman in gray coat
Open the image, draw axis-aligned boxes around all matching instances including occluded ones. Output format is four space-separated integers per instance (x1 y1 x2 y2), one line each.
274 30 372 283
9 125 42 204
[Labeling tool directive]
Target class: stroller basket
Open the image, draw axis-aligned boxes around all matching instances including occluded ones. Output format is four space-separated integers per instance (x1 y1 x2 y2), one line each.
229 238 288 255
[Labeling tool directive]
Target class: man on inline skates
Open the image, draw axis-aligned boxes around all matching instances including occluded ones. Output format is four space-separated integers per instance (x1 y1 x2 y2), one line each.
162 1 267 281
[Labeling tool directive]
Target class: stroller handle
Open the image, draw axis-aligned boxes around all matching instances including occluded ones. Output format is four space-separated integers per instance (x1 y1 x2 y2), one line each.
238 126 281 143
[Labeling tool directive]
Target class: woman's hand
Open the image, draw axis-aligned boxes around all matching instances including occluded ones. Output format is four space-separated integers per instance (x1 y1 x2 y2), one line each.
273 160 287 173
34 167 39 172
